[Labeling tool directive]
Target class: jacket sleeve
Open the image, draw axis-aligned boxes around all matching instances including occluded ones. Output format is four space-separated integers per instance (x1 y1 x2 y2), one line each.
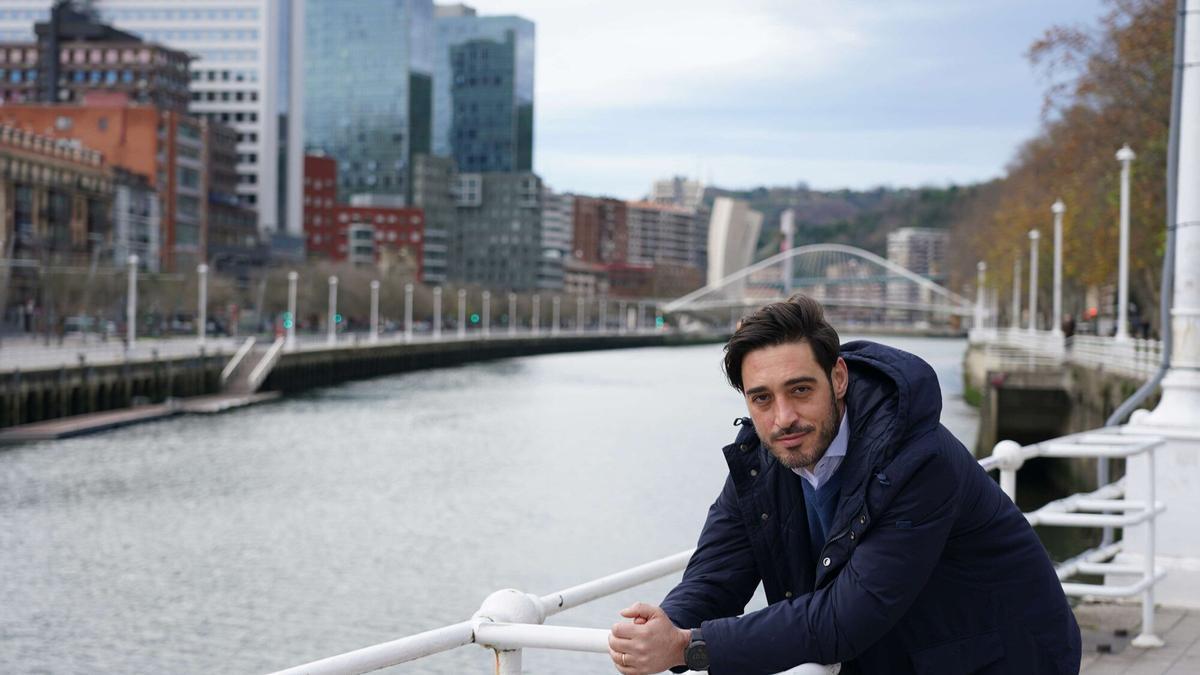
701 450 960 675
660 473 761 630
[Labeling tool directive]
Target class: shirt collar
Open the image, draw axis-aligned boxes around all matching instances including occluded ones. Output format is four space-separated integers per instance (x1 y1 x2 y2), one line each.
792 408 849 490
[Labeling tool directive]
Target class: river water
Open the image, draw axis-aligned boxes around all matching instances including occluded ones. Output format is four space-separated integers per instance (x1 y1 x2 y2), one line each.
0 336 977 674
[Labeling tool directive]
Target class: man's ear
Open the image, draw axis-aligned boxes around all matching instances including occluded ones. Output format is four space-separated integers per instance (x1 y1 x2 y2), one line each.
832 357 849 399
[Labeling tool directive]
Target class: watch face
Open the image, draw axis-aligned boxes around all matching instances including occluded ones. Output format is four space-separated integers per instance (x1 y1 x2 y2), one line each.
685 641 710 670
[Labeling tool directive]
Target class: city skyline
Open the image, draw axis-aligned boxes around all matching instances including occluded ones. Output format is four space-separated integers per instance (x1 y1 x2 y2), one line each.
466 0 1108 199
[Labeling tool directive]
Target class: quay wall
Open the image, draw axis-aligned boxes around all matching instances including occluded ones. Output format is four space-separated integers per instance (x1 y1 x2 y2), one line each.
0 352 226 429
0 333 722 429
964 343 1157 490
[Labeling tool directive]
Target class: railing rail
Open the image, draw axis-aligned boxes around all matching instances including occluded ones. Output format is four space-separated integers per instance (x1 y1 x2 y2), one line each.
985 431 1165 648
974 328 1163 379
220 337 256 386
266 549 838 675
270 425 1169 673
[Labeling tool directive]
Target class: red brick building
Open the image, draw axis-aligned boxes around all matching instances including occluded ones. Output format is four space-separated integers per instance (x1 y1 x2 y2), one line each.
303 155 424 277
571 196 627 265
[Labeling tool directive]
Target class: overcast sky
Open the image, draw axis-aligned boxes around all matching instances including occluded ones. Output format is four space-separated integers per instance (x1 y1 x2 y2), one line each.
465 0 1107 199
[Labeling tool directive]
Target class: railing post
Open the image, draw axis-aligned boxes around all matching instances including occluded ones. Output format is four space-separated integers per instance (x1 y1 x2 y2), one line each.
1132 444 1164 648
508 292 517 337
433 287 442 341
993 440 1025 502
532 295 540 336
482 291 491 339
404 283 414 344
495 649 522 675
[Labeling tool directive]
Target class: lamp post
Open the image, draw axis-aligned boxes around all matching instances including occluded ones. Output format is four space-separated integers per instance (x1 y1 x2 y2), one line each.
327 275 338 345
1051 200 1065 337
551 296 561 336
197 263 208 346
482 290 491 339
404 282 414 343
432 286 442 340
974 261 987 332
508 292 517 336
599 297 607 334
457 289 466 339
1028 230 1040 333
576 295 584 335
618 300 627 335
369 280 380 344
532 294 541 336
126 254 138 348
1011 257 1022 329
286 271 298 351
1116 144 1136 341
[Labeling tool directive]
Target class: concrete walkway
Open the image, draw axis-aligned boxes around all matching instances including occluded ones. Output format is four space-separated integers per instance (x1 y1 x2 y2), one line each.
1078 603 1200 674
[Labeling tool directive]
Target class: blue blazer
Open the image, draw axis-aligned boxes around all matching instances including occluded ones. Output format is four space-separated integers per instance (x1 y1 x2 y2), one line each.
661 341 1081 674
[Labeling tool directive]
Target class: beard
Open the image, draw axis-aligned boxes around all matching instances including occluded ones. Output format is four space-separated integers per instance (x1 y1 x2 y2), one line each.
765 389 841 470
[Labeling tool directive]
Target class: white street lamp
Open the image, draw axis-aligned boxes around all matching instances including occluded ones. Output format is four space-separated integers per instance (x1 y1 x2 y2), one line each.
1116 144 1136 341
508 292 517 336
576 296 585 335
286 271 298 351
1011 257 1022 329
197 263 209 346
552 296 561 336
369 280 380 344
432 286 442 340
457 289 466 339
482 290 491 339
404 283 414 343
532 294 541 336
327 275 338 345
126 254 138 348
974 261 987 332
1051 200 1065 337
1028 230 1040 332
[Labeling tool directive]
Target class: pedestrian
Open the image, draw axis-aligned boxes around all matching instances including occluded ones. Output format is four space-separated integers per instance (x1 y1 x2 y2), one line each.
608 294 1081 674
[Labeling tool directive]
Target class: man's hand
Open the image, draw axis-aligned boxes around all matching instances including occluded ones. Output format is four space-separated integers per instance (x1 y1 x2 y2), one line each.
608 602 691 674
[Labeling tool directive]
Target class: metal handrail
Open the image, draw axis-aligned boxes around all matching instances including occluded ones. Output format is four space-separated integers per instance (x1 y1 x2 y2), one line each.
220 337 256 385
266 549 838 675
247 337 285 391
984 432 1165 648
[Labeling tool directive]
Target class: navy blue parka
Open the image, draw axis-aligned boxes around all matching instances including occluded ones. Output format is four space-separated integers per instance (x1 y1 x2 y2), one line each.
661 341 1081 674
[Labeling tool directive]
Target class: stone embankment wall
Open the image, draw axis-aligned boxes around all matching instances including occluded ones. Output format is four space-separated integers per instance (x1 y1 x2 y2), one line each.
0 333 721 429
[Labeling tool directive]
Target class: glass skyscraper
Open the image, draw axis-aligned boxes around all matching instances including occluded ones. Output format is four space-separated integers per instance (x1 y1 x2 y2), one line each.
433 9 533 173
303 0 433 202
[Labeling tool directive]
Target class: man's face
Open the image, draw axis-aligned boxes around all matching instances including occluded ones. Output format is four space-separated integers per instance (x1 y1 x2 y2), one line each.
741 341 848 470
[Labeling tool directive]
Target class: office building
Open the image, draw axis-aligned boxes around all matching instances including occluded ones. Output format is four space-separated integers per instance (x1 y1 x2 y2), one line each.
0 2 191 111
706 196 762 288
450 171 541 289
650 175 703 211
304 0 433 203
409 153 452 283
538 185 571 291
0 102 231 270
433 5 533 173
0 0 303 237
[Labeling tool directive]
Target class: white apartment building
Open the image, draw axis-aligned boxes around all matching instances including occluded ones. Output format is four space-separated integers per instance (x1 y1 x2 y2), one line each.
0 0 304 237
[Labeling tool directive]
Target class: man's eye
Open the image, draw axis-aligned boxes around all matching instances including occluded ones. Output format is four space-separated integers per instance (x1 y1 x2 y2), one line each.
751 395 770 405
792 386 811 395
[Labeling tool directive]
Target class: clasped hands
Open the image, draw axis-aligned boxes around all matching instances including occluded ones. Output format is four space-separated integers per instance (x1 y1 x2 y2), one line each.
607 602 691 674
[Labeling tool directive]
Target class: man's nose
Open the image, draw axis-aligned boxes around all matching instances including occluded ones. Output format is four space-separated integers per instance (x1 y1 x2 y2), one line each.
773 398 799 430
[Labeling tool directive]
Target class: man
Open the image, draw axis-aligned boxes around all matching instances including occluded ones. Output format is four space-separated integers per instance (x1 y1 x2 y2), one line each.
608 295 1081 674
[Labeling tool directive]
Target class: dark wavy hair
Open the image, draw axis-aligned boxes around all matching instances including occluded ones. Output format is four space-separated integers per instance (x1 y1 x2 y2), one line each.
723 294 841 392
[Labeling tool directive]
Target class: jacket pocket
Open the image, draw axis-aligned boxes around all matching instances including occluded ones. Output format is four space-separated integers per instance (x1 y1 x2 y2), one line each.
909 629 1005 675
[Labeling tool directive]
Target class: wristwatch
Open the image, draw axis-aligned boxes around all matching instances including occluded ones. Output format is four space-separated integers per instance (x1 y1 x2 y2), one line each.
684 627 709 671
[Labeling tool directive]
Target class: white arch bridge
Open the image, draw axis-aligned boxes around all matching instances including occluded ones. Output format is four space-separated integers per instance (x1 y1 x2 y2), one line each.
663 244 973 330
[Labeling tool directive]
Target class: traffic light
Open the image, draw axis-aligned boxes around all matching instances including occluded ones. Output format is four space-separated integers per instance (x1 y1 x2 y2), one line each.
655 316 664 328
470 313 480 324
334 313 344 324
283 312 294 329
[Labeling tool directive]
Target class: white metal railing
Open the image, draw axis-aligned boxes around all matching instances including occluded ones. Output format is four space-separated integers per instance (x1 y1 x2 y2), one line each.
266 550 839 675
983 431 1166 648
974 328 1162 380
220 337 257 386
247 337 286 391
